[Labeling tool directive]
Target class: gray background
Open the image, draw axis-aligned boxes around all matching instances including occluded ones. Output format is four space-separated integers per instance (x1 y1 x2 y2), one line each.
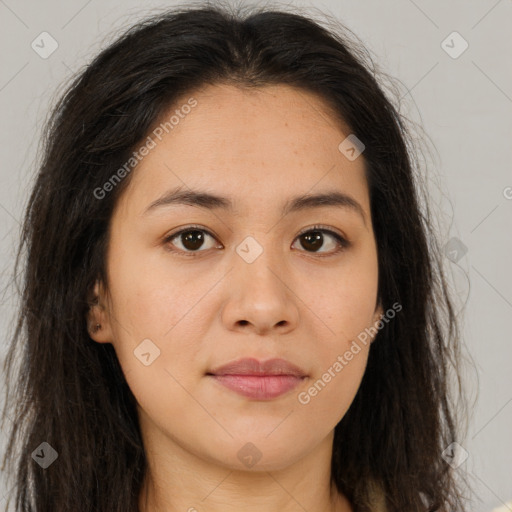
0 1 511 511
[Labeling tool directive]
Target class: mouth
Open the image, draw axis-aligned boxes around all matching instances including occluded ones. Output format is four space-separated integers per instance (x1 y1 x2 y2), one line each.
206 357 308 400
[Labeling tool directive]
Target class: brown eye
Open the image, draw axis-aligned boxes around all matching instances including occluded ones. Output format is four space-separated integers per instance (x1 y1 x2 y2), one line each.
292 227 349 255
178 230 206 251
163 225 349 257
164 226 220 254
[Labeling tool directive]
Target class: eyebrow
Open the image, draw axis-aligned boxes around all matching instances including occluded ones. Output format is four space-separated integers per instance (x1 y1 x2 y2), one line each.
143 186 367 226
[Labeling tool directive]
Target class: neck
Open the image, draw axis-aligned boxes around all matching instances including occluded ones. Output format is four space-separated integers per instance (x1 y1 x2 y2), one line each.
137 428 353 512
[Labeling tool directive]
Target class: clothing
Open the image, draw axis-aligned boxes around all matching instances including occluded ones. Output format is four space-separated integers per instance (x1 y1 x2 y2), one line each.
366 480 387 511
491 502 512 512
352 478 387 511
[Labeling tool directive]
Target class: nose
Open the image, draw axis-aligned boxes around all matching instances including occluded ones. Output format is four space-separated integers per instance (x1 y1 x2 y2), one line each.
220 249 300 336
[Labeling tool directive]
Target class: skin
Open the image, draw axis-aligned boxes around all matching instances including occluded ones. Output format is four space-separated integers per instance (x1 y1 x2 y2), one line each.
88 83 383 512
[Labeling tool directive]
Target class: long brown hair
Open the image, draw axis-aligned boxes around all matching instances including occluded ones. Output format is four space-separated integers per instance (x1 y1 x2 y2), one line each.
2 2 472 510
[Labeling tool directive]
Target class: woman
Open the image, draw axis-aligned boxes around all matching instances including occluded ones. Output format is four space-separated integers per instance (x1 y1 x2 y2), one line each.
1 3 470 511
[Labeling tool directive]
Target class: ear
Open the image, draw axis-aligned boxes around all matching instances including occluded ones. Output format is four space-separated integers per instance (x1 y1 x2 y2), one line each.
370 300 384 344
86 279 114 344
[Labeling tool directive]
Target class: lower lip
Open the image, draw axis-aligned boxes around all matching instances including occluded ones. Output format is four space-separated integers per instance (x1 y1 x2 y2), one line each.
209 375 305 400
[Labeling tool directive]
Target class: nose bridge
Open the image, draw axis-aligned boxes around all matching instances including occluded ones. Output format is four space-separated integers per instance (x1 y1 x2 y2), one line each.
233 232 285 294
221 231 300 333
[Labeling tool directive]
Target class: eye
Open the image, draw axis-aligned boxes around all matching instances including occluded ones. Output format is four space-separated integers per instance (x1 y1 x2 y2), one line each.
292 225 350 256
163 225 220 256
163 224 350 257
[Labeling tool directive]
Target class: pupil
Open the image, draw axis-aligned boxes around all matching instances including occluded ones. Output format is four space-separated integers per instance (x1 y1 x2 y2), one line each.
302 231 322 252
182 230 204 250
179 230 324 252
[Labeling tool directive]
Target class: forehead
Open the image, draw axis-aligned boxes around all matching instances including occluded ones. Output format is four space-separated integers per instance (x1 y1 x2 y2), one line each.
115 83 370 219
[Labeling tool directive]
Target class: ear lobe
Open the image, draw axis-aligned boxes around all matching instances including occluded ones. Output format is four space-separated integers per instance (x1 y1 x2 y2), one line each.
373 302 384 325
86 279 113 344
370 301 384 344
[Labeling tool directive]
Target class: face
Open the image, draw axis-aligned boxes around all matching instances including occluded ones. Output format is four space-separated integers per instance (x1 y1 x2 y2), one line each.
89 83 383 472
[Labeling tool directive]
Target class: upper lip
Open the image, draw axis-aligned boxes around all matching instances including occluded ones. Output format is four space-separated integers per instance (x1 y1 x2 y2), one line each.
207 357 307 377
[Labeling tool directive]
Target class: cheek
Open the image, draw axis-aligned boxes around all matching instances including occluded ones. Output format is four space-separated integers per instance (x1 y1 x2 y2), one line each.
299 252 378 404
107 239 199 336
305 257 379 342
106 268 206 424
105 247 216 393
292 342 369 450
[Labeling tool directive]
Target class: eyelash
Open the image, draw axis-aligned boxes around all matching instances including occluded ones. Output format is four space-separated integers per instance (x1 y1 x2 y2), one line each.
162 224 350 258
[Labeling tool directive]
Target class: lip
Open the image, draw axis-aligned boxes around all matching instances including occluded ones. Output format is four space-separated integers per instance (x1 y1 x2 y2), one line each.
207 357 308 400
